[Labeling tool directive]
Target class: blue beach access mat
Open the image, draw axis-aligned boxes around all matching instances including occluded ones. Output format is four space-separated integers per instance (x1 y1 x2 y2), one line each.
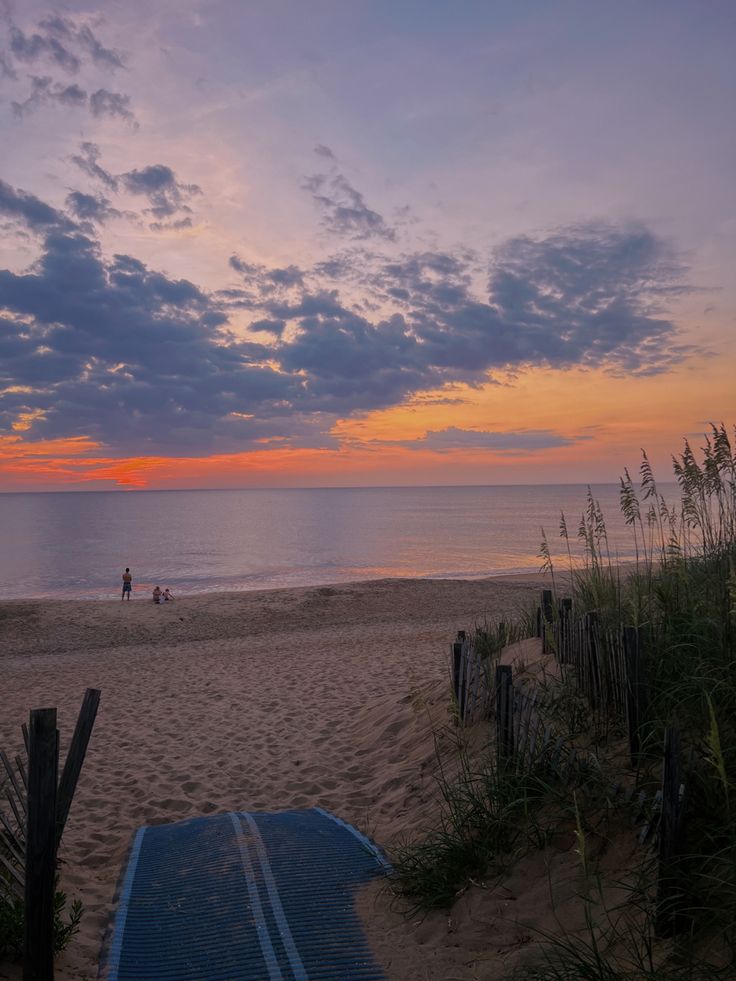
99 808 389 981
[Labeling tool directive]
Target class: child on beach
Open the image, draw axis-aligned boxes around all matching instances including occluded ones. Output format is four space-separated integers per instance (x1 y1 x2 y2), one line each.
122 568 132 601
152 586 162 603
163 588 174 601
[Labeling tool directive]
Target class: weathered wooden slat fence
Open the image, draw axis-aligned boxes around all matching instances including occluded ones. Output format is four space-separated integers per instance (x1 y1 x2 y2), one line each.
655 725 687 938
450 631 495 725
452 590 649 746
0 688 100 981
1 744 27 900
623 626 648 767
448 610 686 931
495 665 513 761
536 592 652 767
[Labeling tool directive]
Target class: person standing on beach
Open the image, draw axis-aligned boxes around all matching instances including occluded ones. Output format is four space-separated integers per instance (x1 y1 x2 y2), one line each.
122 568 132 601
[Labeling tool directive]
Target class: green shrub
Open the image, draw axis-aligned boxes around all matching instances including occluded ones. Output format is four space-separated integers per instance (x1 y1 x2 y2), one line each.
0 883 83 959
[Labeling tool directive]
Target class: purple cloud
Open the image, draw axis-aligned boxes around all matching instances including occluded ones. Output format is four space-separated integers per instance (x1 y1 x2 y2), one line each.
0 179 701 455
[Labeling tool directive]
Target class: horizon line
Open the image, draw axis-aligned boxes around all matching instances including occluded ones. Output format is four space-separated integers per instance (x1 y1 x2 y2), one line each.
0 479 680 495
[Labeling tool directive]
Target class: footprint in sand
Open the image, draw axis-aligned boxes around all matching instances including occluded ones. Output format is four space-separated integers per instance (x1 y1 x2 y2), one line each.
340 764 365 779
284 780 321 795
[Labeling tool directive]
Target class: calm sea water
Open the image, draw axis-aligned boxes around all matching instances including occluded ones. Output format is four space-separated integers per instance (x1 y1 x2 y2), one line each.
0 484 675 600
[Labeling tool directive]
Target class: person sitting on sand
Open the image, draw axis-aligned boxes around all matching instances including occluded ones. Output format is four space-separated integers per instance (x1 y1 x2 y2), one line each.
122 568 132 601
152 586 162 604
163 588 174 601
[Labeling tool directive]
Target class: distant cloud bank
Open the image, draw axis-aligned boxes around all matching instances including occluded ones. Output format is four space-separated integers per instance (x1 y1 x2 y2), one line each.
0 167 697 458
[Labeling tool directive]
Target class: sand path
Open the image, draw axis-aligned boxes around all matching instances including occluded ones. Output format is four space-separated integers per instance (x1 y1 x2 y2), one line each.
0 576 546 980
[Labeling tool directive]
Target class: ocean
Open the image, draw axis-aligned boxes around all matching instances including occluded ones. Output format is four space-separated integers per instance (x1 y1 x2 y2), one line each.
0 483 673 600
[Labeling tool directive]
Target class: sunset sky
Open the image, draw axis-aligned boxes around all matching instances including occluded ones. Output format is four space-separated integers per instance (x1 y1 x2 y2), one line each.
0 0 734 491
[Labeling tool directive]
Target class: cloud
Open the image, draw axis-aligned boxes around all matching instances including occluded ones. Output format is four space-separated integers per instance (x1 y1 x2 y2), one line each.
8 73 136 125
65 190 122 225
303 169 396 241
9 24 81 73
395 427 586 452
249 318 287 336
70 142 119 190
0 50 17 79
9 77 136 122
89 87 135 122
7 14 124 73
121 164 201 225
149 216 193 231
484 223 695 375
269 265 305 288
229 255 305 293
12 74 87 115
0 178 74 231
2 13 132 122
0 183 700 457
233 222 698 411
70 147 200 229
0 228 307 454
407 394 471 406
52 81 87 106
344 226 697 380
38 14 125 71
313 143 336 160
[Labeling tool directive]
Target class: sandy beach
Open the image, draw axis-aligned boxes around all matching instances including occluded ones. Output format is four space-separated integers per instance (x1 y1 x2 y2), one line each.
0 575 562 980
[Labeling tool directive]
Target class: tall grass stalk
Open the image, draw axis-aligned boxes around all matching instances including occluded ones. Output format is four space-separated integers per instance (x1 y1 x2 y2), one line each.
397 426 735 977
537 423 736 965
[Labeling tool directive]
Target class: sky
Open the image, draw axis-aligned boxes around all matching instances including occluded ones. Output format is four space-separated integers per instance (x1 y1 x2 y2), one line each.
0 0 734 491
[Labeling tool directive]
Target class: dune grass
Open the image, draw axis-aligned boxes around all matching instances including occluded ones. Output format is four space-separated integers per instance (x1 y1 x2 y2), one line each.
392 724 565 910
393 424 736 978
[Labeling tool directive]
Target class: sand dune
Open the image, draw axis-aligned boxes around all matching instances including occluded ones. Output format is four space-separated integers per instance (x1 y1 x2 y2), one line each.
0 576 550 980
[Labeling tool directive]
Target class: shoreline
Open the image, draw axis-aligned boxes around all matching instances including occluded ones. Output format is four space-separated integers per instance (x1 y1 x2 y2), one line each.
0 568 556 605
1 575 549 980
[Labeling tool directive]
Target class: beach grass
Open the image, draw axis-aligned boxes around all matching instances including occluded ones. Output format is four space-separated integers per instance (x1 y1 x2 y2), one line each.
392 728 552 909
393 424 736 978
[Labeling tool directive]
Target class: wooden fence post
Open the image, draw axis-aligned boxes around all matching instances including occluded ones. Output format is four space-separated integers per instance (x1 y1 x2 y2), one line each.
559 598 572 663
452 633 466 723
585 612 601 707
495 665 514 763
24 708 59 981
656 726 686 938
540 590 554 653
623 627 647 767
56 689 101 848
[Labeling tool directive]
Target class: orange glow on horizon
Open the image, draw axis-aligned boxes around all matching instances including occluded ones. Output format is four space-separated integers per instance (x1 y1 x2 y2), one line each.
1 358 733 491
